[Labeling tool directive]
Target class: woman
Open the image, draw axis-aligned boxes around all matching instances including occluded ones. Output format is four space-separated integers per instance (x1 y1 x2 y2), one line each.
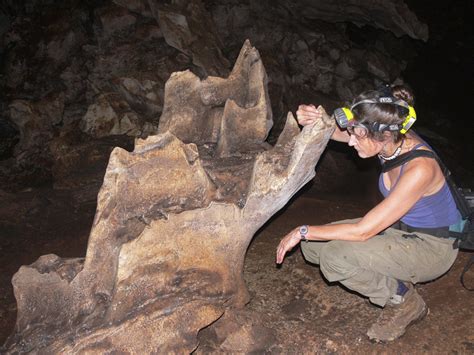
276 85 461 342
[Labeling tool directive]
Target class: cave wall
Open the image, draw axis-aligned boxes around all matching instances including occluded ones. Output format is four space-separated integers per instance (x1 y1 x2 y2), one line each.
0 0 426 191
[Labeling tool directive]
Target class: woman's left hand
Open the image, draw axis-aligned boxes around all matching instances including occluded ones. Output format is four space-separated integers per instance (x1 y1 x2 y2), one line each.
276 228 301 264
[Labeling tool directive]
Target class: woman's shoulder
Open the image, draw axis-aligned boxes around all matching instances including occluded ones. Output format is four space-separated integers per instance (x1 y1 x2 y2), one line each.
401 136 444 192
399 136 438 172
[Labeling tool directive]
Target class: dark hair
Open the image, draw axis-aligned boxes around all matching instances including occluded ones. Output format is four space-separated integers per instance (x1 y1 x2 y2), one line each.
351 84 415 143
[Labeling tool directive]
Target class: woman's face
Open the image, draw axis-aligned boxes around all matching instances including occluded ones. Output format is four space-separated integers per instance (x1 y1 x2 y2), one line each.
347 126 385 158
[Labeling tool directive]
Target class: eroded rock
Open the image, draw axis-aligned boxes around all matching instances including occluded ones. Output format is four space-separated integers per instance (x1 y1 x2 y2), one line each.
9 94 64 162
150 0 231 76
274 0 428 41
97 3 137 38
158 40 272 156
80 93 158 138
4 41 335 353
0 0 424 192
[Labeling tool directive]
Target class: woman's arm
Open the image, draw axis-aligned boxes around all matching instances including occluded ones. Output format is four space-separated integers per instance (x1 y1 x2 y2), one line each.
330 125 350 142
276 158 438 263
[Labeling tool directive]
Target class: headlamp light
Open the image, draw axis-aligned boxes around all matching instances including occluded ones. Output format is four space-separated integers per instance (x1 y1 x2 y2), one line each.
333 107 354 129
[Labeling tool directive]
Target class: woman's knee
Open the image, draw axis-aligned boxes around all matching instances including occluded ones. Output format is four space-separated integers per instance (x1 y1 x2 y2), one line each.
301 241 322 264
319 240 357 281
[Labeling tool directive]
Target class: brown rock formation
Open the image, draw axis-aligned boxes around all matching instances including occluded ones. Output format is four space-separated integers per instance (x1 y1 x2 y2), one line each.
149 0 231 77
158 40 272 156
3 40 335 353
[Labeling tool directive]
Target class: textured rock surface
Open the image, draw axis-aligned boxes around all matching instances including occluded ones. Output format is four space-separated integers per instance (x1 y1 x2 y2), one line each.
275 0 428 41
158 40 272 156
0 0 427 190
0 1 473 353
4 41 335 353
150 0 231 77
80 92 158 138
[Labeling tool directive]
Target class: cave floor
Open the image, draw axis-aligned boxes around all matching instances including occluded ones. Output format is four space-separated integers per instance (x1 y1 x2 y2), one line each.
238 192 474 353
1 181 473 352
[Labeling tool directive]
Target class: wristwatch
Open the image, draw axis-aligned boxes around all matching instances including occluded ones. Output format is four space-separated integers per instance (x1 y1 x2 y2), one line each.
299 225 309 242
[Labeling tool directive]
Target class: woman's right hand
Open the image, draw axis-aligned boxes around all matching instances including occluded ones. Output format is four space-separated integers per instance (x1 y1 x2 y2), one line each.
296 104 350 142
296 104 328 126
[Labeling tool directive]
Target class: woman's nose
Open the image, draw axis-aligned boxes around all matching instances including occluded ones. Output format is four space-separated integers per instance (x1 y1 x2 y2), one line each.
348 134 357 146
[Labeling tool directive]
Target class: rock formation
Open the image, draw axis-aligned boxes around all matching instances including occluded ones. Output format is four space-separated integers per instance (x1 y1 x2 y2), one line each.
0 0 428 190
150 0 231 77
3 41 335 353
273 0 429 41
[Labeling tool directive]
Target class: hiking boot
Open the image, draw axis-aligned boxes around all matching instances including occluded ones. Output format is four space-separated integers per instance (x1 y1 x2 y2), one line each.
367 283 428 342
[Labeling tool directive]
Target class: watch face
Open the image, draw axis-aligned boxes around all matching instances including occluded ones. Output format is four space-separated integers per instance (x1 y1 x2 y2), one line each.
300 225 308 235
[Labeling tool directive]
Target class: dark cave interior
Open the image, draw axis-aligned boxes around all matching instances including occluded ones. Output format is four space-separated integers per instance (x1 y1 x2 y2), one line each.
0 0 473 352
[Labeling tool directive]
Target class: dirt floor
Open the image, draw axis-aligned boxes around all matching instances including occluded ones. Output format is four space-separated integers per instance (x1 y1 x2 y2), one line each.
240 192 474 353
1 164 473 353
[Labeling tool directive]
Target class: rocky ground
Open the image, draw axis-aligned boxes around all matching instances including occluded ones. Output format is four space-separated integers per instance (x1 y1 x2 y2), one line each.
196 156 474 353
1 148 472 353
232 192 473 353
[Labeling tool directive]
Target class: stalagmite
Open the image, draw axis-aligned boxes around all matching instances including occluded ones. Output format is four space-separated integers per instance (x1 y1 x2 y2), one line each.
4 40 335 353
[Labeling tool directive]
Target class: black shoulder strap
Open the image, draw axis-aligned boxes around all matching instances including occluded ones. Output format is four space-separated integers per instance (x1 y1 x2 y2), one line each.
381 150 437 173
381 149 472 219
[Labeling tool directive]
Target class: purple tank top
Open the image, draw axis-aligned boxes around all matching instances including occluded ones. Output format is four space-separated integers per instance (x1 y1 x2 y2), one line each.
378 143 461 228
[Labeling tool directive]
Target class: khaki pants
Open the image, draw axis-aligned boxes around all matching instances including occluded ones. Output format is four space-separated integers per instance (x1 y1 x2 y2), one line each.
300 219 459 306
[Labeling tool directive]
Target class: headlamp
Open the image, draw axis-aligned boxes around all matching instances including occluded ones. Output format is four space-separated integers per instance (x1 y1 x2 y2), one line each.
333 96 417 134
334 107 354 128
400 106 417 134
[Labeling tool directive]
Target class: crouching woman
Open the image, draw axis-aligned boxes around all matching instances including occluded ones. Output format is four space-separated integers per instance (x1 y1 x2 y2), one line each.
276 85 461 342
